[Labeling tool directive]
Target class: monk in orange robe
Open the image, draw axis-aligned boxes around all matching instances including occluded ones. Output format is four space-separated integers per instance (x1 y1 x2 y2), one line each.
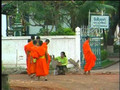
42 39 51 72
24 35 35 75
29 40 38 78
83 36 96 75
35 40 48 81
24 39 31 74
36 36 40 45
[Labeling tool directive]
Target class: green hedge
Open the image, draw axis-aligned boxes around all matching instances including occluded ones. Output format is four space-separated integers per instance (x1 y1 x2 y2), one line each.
2 65 5 72
37 27 75 36
114 45 120 53
101 50 108 61
50 28 75 35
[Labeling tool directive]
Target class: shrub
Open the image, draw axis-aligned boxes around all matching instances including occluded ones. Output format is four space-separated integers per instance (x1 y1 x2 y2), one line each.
37 27 75 36
37 28 49 36
101 45 104 50
2 65 5 72
62 28 75 35
101 50 108 61
114 45 120 53
50 28 75 35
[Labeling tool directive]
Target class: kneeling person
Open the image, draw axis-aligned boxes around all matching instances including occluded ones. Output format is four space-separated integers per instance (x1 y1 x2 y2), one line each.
54 52 68 75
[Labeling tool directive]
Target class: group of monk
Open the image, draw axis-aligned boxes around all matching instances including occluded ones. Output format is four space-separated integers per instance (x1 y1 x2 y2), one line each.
24 35 96 80
24 35 51 81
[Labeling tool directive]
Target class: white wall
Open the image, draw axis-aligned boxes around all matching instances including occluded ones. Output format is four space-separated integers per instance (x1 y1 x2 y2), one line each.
2 35 81 68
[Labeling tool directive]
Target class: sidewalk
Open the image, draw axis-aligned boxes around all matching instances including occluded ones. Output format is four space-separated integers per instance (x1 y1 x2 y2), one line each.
92 62 119 74
108 57 120 62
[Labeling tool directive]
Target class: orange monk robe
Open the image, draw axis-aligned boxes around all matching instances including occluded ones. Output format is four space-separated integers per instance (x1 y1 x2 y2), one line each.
24 41 34 75
83 40 96 72
30 46 38 74
42 42 51 70
35 46 48 76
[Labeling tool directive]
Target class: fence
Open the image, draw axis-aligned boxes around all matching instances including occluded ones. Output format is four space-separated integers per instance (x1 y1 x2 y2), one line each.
2 26 102 69
80 25 102 69
2 34 80 68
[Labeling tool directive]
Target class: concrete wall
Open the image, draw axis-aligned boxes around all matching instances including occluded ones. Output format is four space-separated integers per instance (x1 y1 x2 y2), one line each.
2 33 81 68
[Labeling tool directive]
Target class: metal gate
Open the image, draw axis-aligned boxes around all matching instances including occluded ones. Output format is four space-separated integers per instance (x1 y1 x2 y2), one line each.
80 26 102 69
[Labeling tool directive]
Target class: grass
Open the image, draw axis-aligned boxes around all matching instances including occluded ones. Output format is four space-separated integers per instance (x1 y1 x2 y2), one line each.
101 59 115 67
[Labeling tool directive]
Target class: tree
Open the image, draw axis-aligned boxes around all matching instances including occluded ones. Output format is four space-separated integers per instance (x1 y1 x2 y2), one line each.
2 1 118 37
11 1 68 35
105 1 119 46
2 2 16 15
75 1 116 49
59 1 116 32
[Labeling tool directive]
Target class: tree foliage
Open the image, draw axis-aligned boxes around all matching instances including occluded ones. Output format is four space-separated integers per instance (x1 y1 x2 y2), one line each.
2 2 16 15
2 1 119 41
37 27 75 36
105 1 119 45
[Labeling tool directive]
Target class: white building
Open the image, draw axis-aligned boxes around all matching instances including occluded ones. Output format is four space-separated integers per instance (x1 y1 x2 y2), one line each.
2 14 7 37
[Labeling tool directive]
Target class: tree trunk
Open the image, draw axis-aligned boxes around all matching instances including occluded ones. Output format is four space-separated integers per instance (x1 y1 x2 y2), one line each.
107 13 119 45
54 2 60 31
70 14 76 32
107 28 114 45
50 24 54 33
103 29 107 49
46 25 49 35
107 12 119 53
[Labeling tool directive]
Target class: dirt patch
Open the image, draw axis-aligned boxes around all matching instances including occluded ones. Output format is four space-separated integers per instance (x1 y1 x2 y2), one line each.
9 73 119 90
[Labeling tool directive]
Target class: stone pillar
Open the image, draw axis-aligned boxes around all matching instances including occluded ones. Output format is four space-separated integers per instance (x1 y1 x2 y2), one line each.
75 27 81 67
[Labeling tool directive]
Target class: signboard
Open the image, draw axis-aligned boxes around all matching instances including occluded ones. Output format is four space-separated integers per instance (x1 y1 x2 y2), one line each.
91 15 109 29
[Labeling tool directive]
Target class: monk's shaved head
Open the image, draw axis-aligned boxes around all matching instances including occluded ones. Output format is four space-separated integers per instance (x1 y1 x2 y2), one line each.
31 35 35 40
39 40 43 46
33 40 37 45
36 36 40 40
28 39 31 43
45 39 50 45
86 36 90 40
